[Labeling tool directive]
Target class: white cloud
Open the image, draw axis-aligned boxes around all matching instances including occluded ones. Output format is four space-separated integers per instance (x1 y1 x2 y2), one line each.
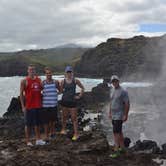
0 0 166 51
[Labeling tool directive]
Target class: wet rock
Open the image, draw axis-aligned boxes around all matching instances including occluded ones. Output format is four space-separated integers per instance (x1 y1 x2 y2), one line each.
161 143 166 154
131 140 160 154
0 118 24 139
124 137 131 148
91 82 110 103
3 97 22 118
0 130 163 166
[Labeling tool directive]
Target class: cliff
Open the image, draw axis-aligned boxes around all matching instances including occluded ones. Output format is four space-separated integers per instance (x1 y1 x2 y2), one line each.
75 35 166 79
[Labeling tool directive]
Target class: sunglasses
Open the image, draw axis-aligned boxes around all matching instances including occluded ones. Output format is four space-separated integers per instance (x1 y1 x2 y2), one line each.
112 79 119 83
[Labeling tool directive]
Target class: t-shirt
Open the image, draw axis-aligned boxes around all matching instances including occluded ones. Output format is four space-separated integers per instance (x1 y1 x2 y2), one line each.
110 86 129 120
25 76 42 110
42 79 58 108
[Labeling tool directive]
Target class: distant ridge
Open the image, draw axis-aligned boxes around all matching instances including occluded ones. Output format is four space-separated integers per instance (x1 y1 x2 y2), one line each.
0 45 89 76
55 43 88 48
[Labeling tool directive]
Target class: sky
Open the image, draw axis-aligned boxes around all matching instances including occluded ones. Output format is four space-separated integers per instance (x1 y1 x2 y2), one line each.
0 0 166 52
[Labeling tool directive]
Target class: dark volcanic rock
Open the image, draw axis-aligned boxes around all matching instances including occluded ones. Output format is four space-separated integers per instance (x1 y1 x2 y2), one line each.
0 131 161 166
3 97 22 118
131 140 160 154
124 137 131 148
161 143 166 154
0 117 24 139
91 82 110 103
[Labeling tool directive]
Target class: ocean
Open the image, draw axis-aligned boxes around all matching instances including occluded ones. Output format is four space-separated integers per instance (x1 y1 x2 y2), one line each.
0 75 152 117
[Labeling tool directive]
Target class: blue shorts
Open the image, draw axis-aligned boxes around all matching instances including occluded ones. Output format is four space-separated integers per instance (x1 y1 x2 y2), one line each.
24 109 41 127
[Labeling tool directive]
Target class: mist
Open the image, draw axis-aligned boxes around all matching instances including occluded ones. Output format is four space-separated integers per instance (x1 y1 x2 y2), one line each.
101 35 166 145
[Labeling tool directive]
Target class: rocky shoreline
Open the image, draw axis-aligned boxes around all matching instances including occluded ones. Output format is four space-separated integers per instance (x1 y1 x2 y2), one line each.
1 130 166 166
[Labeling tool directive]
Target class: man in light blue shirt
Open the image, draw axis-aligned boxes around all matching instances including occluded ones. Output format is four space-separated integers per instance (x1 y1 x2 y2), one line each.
109 75 130 158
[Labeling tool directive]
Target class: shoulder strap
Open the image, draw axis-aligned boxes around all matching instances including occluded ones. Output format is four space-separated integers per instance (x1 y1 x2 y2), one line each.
42 80 47 85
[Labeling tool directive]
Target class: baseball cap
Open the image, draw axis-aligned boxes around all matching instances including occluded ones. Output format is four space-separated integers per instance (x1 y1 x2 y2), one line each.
111 75 120 82
65 66 73 72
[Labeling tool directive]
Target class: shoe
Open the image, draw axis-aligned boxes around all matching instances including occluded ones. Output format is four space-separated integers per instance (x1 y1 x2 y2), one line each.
45 139 50 145
110 151 121 158
27 142 33 147
72 135 79 141
118 147 126 154
50 134 56 139
36 139 46 146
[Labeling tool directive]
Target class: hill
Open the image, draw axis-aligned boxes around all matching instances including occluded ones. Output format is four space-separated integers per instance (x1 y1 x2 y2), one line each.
0 46 89 76
75 35 166 79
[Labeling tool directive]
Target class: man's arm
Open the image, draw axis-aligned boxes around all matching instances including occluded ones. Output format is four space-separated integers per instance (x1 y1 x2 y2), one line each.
122 91 130 122
59 79 64 94
123 101 130 122
109 102 112 119
20 79 26 112
55 80 60 92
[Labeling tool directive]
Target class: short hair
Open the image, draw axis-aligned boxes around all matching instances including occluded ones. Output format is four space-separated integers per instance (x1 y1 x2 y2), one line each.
44 67 52 72
28 64 35 68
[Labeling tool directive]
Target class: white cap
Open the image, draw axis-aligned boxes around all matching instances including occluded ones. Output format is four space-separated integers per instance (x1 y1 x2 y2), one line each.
111 75 120 82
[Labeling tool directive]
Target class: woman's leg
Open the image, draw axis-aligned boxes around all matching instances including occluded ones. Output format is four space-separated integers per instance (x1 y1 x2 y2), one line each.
60 107 69 134
70 108 79 138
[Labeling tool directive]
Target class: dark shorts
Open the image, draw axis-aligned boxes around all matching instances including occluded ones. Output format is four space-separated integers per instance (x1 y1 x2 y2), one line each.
24 108 41 127
40 107 58 124
60 100 77 108
112 120 123 133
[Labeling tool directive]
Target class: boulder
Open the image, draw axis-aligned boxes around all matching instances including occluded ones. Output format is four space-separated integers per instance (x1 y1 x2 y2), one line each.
161 143 166 154
91 82 110 103
3 97 22 118
124 137 131 148
131 140 160 154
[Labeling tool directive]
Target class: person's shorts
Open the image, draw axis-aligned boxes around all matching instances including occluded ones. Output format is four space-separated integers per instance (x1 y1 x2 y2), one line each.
112 120 123 133
60 100 77 108
40 107 58 124
24 108 41 127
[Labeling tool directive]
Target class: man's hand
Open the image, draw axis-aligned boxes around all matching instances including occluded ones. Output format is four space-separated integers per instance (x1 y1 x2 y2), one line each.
74 95 81 100
123 114 128 122
22 106 26 113
109 111 112 119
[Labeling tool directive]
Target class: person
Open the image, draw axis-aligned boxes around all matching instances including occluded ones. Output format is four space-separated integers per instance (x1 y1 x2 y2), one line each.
60 66 84 141
42 67 60 141
20 64 46 146
109 75 130 158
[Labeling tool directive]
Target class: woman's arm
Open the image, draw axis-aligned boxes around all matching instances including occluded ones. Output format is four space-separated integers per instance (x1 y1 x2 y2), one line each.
75 79 84 98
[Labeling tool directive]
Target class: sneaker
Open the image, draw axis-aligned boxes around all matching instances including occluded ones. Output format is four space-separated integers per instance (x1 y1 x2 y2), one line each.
50 134 56 139
36 139 46 146
27 142 33 147
72 135 79 141
110 151 121 158
118 147 126 154
45 139 50 145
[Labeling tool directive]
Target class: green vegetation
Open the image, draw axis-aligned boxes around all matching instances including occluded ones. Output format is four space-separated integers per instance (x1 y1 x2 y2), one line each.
0 47 89 76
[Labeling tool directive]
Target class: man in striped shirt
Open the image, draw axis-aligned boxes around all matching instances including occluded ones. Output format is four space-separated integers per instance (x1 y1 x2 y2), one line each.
42 67 60 141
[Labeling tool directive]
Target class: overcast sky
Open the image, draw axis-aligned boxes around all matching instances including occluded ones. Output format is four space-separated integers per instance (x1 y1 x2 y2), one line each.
0 0 166 52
